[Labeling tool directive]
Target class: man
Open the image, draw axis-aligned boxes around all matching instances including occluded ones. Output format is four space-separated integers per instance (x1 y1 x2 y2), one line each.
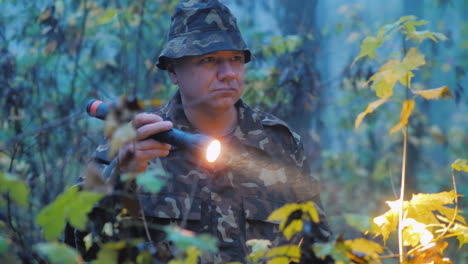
83 0 330 262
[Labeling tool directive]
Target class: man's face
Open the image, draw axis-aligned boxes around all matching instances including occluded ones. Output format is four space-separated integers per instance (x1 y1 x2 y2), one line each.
169 50 245 113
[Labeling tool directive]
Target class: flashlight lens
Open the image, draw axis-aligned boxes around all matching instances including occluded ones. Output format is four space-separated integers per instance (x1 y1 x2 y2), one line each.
206 140 221 163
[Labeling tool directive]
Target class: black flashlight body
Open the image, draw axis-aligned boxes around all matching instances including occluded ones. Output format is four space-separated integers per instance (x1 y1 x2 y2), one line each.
86 99 214 151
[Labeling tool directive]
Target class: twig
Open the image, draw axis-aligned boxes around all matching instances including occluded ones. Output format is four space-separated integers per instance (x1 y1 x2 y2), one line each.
138 197 153 242
114 0 129 94
134 0 146 98
69 0 90 104
181 178 199 229
398 40 410 263
437 168 459 239
6 112 86 147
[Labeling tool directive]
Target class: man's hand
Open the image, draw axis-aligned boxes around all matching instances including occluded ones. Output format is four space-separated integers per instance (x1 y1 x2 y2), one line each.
118 113 173 173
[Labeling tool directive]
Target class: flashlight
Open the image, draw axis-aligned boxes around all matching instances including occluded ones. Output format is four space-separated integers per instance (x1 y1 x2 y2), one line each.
86 99 221 162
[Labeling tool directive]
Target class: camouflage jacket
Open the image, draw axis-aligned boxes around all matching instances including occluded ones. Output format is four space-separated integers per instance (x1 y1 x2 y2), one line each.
90 91 330 263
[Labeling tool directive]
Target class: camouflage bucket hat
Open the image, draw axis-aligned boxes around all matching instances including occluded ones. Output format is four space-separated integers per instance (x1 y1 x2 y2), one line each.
157 0 252 70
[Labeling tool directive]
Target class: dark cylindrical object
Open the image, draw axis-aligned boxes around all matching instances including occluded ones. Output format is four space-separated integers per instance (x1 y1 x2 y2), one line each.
86 99 109 120
85 99 215 152
151 129 213 151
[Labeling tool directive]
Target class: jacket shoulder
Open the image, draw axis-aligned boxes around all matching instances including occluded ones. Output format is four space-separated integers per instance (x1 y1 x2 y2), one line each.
252 108 302 146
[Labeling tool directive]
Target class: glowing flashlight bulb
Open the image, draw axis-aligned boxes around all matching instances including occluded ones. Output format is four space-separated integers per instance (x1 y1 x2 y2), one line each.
206 140 221 163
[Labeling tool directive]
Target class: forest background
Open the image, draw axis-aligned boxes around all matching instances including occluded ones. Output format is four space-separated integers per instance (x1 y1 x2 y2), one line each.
0 0 467 263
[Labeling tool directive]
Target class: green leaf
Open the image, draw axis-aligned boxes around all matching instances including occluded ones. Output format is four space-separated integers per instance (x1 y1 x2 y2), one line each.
353 35 383 64
68 191 105 230
35 242 80 264
452 159 468 172
344 214 372 233
93 246 119 264
135 168 169 193
164 226 218 253
0 235 8 254
246 239 271 262
246 239 272 253
168 246 202 264
285 35 302 52
313 240 351 263
271 36 286 56
36 186 103 240
0 172 30 206
262 46 273 58
97 8 117 25
409 30 448 43
367 59 400 97
402 19 428 35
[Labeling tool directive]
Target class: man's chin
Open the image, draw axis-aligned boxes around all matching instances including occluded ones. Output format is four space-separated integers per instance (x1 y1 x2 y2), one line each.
211 97 239 110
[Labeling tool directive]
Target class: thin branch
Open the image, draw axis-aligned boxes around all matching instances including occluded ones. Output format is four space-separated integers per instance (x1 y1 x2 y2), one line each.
134 0 146 98
6 112 86 148
69 0 90 105
138 197 153 242
115 0 129 94
437 168 459 239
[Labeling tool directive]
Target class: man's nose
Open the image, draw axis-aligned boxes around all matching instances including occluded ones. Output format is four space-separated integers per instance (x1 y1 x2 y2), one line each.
217 60 236 81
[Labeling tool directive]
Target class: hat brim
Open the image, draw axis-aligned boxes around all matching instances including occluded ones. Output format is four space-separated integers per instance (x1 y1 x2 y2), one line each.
157 29 252 70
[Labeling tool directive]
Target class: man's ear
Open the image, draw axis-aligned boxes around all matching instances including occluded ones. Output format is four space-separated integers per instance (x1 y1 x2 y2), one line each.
168 70 178 84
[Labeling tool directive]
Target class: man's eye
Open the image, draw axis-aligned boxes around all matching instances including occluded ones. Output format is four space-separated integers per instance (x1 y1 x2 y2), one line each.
200 57 216 63
232 56 244 62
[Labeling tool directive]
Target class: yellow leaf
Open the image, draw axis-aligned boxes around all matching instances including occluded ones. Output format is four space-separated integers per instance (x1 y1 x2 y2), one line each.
104 111 118 137
371 209 398 243
108 123 137 157
401 48 426 71
452 159 468 172
301 202 319 223
268 204 301 222
266 245 301 263
390 100 415 134
352 28 386 65
355 97 389 129
282 220 303 240
394 191 465 227
450 224 468 248
82 163 112 194
368 48 425 96
402 218 434 247
368 59 400 97
408 242 453 264
372 191 466 244
38 7 53 23
413 86 453 100
45 40 58 54
268 202 318 240
344 238 383 263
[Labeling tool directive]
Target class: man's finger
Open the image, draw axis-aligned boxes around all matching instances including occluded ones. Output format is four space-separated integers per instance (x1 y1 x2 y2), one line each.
134 139 172 151
133 148 171 160
132 113 164 128
136 121 173 140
